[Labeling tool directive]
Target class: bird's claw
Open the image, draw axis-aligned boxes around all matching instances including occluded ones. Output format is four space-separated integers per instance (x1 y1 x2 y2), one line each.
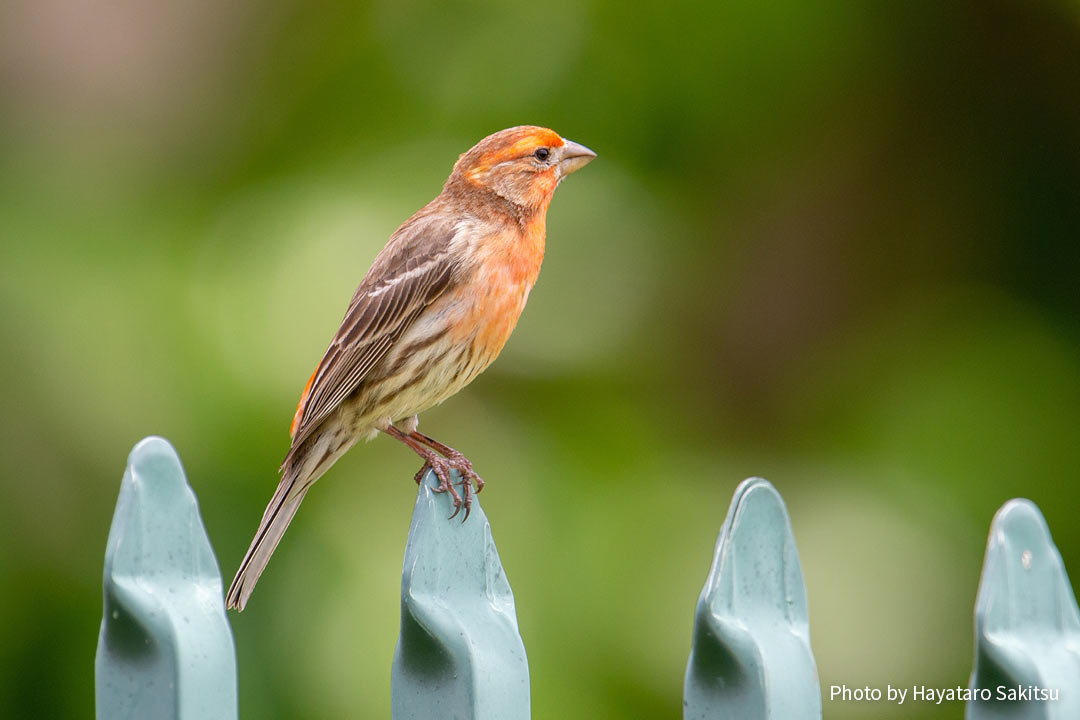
424 457 464 515
445 453 483 521
415 452 484 522
413 462 431 485
446 450 485 494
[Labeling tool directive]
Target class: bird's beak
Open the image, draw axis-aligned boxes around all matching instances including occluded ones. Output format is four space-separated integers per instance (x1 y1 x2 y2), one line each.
559 139 597 175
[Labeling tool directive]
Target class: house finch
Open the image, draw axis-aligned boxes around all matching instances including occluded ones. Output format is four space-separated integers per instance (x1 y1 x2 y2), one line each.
226 126 595 611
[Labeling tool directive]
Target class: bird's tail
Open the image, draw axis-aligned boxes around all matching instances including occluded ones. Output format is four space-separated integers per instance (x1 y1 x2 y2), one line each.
226 469 311 611
227 431 356 611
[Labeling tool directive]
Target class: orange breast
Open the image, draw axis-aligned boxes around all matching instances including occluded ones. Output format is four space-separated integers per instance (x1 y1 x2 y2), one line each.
452 218 546 362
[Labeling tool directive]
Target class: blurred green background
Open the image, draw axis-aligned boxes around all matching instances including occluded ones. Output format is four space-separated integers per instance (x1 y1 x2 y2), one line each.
2 0 1078 718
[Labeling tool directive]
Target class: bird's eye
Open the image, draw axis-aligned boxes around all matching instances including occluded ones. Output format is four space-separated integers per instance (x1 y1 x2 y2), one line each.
533 147 551 162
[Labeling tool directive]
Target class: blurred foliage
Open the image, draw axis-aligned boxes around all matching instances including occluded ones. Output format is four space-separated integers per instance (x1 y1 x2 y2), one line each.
1 0 1079 718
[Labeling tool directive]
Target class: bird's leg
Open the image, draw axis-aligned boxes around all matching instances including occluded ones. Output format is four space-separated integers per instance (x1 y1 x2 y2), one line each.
381 425 465 516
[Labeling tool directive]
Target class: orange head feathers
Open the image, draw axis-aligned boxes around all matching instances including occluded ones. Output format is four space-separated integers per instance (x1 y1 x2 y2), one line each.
447 126 596 213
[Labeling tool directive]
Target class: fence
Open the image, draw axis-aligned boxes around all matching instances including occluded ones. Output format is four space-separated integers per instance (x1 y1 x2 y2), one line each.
95 437 1080 719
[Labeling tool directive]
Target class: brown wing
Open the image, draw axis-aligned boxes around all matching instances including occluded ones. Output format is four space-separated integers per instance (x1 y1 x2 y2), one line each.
288 210 462 448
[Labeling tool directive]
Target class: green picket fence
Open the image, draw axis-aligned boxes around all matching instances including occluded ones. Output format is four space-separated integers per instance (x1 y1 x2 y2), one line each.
95 437 1080 719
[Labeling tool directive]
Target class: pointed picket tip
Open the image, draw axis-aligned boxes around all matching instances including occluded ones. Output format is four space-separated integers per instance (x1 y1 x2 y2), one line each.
685 477 821 720
967 499 1080 720
96 436 237 720
392 470 529 720
103 437 222 582
701 477 810 625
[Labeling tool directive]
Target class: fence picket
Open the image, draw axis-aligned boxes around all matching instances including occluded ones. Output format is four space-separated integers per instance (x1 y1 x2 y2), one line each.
684 477 821 719
967 499 1080 719
391 470 530 719
95 437 237 720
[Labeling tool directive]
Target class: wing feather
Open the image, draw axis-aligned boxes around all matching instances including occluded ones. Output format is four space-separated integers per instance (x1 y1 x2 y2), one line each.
289 212 463 448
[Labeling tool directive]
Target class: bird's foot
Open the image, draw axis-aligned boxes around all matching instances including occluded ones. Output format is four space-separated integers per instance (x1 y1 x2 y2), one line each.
414 452 479 520
407 433 484 520
386 425 484 521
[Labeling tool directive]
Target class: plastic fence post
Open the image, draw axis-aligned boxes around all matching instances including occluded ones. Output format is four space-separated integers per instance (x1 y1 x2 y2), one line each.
391 470 530 720
684 477 821 720
966 499 1080 720
95 437 237 720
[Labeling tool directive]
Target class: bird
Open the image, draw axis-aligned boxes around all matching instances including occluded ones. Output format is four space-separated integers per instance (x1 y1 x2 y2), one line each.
226 126 595 611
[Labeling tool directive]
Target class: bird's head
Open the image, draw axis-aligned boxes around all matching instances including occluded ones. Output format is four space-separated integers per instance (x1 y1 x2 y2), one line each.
447 126 596 213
